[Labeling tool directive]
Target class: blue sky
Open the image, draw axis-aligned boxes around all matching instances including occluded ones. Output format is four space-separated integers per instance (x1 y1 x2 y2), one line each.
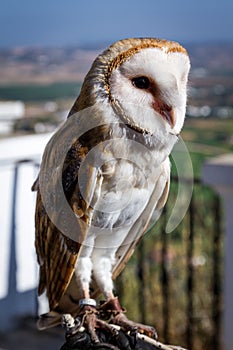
0 0 232 48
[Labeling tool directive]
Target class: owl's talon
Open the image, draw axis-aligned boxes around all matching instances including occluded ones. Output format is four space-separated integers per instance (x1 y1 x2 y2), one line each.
67 304 120 345
98 297 157 339
80 306 100 343
112 312 157 339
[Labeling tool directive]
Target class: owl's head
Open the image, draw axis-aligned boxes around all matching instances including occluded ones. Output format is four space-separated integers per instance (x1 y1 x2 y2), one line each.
73 38 190 137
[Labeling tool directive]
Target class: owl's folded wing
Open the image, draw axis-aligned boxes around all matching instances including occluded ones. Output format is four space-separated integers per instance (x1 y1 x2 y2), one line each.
33 138 100 310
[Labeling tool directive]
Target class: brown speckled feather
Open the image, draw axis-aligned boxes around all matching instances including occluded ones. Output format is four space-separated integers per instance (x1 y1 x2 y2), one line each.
34 139 88 309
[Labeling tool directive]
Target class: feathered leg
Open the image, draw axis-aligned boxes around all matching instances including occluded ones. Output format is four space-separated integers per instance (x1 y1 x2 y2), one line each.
91 247 157 339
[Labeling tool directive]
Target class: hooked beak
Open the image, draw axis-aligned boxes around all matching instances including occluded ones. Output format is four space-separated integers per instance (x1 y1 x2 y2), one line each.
152 99 175 128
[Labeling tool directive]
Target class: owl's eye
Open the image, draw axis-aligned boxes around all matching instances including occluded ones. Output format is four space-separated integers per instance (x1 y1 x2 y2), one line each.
132 76 150 89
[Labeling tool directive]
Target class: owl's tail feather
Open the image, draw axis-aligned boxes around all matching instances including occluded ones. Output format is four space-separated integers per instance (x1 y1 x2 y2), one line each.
37 311 62 330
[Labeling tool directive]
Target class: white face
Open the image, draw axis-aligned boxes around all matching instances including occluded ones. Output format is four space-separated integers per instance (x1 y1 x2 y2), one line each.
109 47 190 136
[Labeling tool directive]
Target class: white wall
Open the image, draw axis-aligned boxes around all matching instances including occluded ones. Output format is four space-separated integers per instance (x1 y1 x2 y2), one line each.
0 133 51 330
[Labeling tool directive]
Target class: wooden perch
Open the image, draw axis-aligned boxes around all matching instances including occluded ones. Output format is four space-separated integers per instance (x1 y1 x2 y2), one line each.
60 324 187 350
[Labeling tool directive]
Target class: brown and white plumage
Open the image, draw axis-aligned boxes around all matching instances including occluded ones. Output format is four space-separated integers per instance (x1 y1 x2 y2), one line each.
33 38 190 331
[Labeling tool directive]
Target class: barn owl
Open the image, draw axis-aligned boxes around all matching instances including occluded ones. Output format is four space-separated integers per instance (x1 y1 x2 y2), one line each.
33 38 190 342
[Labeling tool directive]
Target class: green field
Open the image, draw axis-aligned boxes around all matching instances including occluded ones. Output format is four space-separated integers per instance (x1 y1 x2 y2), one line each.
0 82 82 101
181 118 233 176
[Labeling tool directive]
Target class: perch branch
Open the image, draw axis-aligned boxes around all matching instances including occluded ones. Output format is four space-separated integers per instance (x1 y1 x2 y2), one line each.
59 321 188 350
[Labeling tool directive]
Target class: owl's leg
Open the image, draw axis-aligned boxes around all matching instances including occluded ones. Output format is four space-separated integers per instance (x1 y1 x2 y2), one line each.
91 247 157 339
73 243 118 343
75 256 92 299
74 237 95 299
91 247 115 299
91 248 155 338
73 241 101 342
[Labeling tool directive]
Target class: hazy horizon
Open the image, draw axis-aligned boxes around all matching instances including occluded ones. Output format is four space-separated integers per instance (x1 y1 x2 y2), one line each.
1 39 233 51
0 0 232 49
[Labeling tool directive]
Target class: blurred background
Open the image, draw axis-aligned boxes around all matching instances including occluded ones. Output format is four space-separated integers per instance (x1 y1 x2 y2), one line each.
0 1 232 349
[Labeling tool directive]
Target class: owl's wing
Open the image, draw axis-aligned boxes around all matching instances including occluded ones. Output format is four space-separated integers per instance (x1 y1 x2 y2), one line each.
34 190 80 310
33 137 101 311
112 161 170 280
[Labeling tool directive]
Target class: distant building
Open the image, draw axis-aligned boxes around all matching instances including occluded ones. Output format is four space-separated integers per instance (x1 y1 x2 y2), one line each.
0 101 25 134
0 101 25 120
